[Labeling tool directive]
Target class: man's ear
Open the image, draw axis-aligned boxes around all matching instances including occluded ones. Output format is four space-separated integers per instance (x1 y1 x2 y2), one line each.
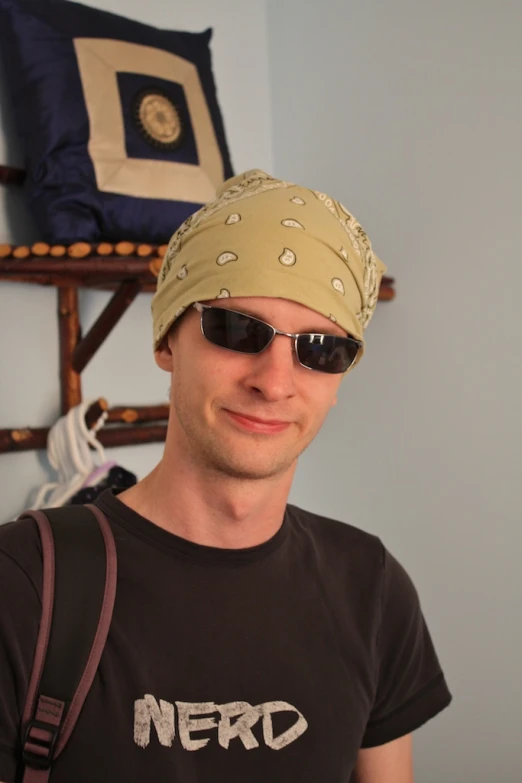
154 334 174 372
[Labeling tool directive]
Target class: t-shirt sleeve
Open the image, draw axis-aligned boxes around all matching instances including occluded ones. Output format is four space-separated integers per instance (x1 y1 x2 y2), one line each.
0 522 42 783
360 545 452 748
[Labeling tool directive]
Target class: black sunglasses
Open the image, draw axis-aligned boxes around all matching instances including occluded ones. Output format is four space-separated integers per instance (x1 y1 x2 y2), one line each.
193 303 362 374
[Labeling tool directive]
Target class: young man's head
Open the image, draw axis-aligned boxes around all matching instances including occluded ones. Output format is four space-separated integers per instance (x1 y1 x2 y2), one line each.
151 170 385 481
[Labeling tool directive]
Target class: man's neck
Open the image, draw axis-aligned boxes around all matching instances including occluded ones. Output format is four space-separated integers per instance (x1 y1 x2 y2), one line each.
117 457 295 549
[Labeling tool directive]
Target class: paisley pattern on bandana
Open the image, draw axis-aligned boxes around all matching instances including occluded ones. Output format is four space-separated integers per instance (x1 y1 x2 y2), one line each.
216 252 238 266
331 278 345 296
159 171 293 284
279 248 297 267
313 191 379 330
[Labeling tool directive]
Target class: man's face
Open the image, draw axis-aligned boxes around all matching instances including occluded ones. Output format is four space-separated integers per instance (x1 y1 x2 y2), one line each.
155 297 345 481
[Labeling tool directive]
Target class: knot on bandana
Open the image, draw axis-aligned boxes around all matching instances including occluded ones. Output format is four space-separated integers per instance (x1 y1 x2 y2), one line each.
151 170 386 365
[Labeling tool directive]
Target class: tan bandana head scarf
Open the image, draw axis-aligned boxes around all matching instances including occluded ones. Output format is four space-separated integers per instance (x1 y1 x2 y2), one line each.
152 169 386 366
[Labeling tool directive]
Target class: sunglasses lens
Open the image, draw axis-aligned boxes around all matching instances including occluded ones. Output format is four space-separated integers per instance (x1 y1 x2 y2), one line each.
296 335 360 373
200 307 360 373
202 308 273 353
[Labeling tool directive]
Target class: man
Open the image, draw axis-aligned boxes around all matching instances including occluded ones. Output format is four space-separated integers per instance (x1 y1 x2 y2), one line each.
0 170 452 782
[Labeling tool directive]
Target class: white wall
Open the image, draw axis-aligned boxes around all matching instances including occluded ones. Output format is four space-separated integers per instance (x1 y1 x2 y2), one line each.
0 0 273 522
266 1 522 781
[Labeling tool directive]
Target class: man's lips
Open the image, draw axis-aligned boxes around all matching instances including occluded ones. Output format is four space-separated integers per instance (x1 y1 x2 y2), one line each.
224 410 291 433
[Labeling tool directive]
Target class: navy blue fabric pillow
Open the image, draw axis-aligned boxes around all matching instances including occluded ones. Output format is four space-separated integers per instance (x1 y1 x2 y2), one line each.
0 0 234 244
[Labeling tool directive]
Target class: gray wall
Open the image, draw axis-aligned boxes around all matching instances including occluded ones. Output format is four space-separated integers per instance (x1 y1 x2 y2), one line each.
267 1 522 781
0 0 273 522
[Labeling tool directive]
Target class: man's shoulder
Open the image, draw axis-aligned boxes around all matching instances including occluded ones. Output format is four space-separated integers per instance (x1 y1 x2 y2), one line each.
286 503 384 564
287 503 381 542
0 514 43 590
0 513 41 553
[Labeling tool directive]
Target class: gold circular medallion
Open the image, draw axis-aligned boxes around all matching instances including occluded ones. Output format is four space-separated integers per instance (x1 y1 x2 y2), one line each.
134 89 183 150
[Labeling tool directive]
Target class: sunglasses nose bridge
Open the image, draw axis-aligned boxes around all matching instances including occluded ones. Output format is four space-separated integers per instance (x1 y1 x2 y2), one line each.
271 326 297 341
251 325 294 370
264 326 300 360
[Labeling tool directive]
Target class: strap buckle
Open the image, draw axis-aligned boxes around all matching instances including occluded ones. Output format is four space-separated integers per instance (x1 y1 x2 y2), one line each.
22 719 60 770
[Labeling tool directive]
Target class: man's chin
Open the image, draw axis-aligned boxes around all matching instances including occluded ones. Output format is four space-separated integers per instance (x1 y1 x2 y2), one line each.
222 466 290 482
205 448 297 482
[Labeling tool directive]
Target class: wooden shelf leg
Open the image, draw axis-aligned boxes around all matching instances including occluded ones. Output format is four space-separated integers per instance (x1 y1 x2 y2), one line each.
59 287 82 414
72 280 141 374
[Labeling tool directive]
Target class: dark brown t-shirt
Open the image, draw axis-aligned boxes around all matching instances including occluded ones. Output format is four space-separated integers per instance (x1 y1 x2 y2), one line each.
0 489 452 782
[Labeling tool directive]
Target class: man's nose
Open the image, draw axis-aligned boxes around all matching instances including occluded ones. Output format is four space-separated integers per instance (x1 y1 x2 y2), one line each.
244 334 298 401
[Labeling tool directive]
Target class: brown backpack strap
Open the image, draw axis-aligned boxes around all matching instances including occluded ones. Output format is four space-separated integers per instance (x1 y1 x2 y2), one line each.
19 504 117 781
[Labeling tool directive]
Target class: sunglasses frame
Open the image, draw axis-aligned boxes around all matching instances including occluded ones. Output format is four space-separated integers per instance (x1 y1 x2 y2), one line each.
193 302 362 374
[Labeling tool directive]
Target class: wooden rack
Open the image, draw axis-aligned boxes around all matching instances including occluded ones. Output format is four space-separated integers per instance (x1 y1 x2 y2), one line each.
0 163 395 454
